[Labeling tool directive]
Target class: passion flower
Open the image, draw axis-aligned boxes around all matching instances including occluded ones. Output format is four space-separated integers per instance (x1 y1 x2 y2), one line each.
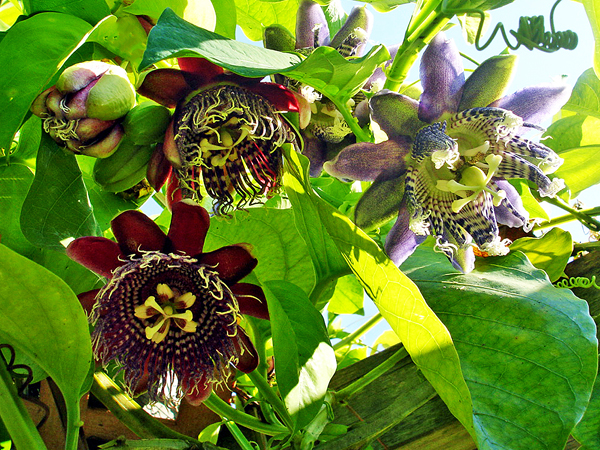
140 58 301 214
30 61 136 157
67 200 269 404
325 32 571 273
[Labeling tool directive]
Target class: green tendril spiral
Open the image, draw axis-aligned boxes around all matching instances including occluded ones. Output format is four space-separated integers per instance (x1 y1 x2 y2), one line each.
555 276 600 290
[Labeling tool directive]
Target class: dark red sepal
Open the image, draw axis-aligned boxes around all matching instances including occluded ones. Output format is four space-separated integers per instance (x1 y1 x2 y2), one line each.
166 172 183 211
167 200 211 256
250 82 300 112
231 283 269 320
138 68 199 108
111 210 167 256
198 244 257 284
183 373 214 406
146 143 172 191
77 289 100 315
66 236 123 279
177 57 224 81
233 328 259 374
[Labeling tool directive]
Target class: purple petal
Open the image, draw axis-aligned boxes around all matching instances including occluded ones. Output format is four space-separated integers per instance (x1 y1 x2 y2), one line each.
419 32 465 123
302 131 329 177
296 0 330 48
365 44 400 90
329 6 373 57
459 54 518 111
493 180 528 228
324 138 410 181
370 90 425 139
384 204 426 266
490 82 572 125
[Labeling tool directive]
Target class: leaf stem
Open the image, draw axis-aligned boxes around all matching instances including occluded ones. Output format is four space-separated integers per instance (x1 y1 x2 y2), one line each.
540 197 600 232
332 313 383 351
225 420 256 450
534 206 600 231
246 370 295 431
329 96 372 143
0 357 48 450
335 347 408 402
90 371 200 443
203 393 288 436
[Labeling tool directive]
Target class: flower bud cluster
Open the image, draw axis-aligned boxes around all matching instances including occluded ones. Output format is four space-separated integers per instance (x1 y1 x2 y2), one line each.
31 61 136 158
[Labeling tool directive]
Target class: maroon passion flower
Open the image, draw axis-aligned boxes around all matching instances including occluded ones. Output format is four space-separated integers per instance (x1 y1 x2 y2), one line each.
67 200 269 404
141 57 302 214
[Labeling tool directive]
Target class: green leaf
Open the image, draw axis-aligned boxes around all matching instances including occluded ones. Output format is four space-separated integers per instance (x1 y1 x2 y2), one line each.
204 208 316 295
262 280 336 428
87 14 148 67
211 0 236 38
20 134 100 250
77 156 148 232
546 114 600 197
360 0 413 13
0 12 91 153
327 274 364 315
12 115 41 165
562 68 600 119
509 228 572 282
582 0 600 80
140 8 302 74
283 147 476 438
26 0 110 24
508 179 549 221
283 44 391 101
0 244 93 450
0 164 36 257
573 370 600 449
235 0 297 42
402 246 598 450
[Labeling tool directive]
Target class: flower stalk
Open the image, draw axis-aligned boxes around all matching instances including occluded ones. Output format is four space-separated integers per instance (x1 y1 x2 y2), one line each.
540 196 600 232
247 370 295 431
332 313 384 351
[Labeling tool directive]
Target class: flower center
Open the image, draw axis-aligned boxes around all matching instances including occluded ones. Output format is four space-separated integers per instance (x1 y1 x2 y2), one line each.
134 283 198 343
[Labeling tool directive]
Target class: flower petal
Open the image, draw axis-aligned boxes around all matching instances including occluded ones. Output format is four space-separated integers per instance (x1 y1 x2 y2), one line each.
355 169 407 231
77 289 100 315
384 203 426 266
177 57 224 80
459 54 518 111
419 32 464 122
303 132 329 177
66 236 123 279
111 210 167 256
137 68 200 108
492 179 528 228
146 143 172 192
251 82 300 113
167 200 210 257
295 0 330 48
490 82 572 125
329 5 373 57
184 374 214 406
231 283 270 320
198 244 258 285
371 90 424 139
233 328 259 373
324 139 410 181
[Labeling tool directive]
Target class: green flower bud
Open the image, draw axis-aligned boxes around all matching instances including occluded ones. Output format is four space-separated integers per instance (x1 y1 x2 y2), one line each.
122 102 171 145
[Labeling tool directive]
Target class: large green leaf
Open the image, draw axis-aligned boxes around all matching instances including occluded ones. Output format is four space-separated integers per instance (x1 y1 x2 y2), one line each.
140 8 302 75
574 371 600 449
562 68 600 119
0 244 93 450
140 8 390 103
20 135 100 250
262 280 336 428
546 114 600 197
235 0 297 42
283 147 477 439
402 246 598 450
204 208 316 295
0 12 91 152
509 228 572 282
582 0 600 80
25 0 110 24
0 164 36 257
87 14 148 67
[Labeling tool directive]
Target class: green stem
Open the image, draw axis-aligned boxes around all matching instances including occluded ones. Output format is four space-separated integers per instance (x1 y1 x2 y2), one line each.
329 97 371 143
153 191 167 209
0 358 48 450
540 197 600 232
383 15 450 92
332 313 383 351
225 420 256 450
335 347 408 402
573 241 600 252
91 372 200 443
534 206 600 231
247 370 295 431
203 393 288 436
